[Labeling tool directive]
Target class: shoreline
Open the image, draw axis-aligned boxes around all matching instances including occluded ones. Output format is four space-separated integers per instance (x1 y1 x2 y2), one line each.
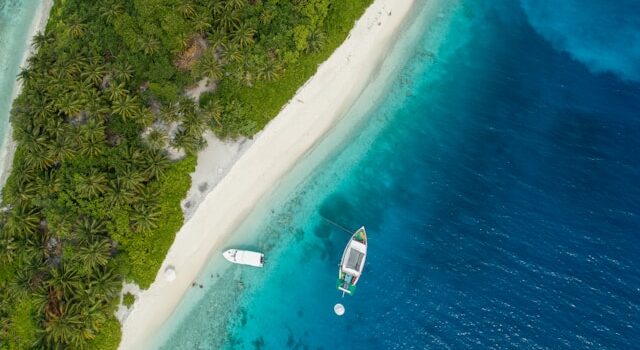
0 0 54 191
119 0 417 348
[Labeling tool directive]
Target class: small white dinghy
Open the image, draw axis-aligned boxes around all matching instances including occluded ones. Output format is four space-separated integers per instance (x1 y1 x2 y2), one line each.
223 249 264 268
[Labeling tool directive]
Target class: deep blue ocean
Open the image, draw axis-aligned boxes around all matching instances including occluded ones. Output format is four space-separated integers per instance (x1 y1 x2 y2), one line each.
158 1 640 349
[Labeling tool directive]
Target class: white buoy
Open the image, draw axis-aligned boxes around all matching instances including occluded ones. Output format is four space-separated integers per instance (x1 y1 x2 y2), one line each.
164 266 176 282
334 303 345 316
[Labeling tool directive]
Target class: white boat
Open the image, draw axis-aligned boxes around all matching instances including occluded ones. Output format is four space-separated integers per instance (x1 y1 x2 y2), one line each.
223 249 264 268
337 227 367 295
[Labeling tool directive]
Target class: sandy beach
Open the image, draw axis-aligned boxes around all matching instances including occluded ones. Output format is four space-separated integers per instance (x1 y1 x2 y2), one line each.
180 131 254 220
0 0 54 190
119 0 417 348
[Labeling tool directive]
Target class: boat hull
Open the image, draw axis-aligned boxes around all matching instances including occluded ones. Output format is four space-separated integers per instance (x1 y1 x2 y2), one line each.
223 249 264 268
337 227 367 295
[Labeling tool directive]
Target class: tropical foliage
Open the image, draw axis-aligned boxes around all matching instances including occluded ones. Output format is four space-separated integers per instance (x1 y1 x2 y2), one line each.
122 293 135 309
0 0 372 348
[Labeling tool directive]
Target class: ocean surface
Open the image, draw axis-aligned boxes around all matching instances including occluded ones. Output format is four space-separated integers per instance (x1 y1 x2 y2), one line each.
157 0 640 349
0 0 41 183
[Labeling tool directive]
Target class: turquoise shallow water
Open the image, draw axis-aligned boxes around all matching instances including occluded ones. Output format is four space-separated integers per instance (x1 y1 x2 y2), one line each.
157 0 640 349
0 0 41 179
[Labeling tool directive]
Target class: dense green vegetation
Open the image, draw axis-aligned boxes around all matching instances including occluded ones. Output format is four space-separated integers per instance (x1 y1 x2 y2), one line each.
0 0 371 348
121 293 135 309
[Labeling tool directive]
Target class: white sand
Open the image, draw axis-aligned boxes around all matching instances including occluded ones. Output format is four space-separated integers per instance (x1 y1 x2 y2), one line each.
183 77 215 102
115 283 142 323
0 0 54 190
181 131 254 220
119 0 417 348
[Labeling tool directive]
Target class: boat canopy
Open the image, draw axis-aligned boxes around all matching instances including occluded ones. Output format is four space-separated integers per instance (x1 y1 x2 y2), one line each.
236 250 263 267
343 240 366 276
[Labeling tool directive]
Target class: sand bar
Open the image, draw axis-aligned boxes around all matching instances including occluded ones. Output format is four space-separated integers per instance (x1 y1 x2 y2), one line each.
119 0 416 348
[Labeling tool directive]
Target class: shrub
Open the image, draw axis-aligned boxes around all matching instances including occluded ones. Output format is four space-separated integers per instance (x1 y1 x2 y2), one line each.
123 292 136 308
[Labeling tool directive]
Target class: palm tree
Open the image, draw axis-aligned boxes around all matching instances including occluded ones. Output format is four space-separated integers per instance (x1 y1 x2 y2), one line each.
197 50 224 80
41 308 85 349
233 66 254 87
231 23 256 48
19 127 48 154
139 36 161 55
121 144 145 166
48 137 75 164
138 186 160 206
173 129 205 155
14 237 42 265
78 136 103 157
159 103 180 124
45 119 67 140
107 82 129 102
306 29 327 53
82 63 106 86
73 297 106 336
131 203 161 232
31 31 54 51
175 32 192 51
75 238 111 272
111 95 140 120
75 170 108 198
208 32 227 55
146 127 168 149
13 264 37 292
222 43 243 64
75 217 107 240
85 90 110 116
23 149 55 170
107 179 135 207
30 285 50 315
112 62 133 82
260 8 274 25
55 92 83 116
193 11 212 34
70 287 100 313
257 60 283 82
138 107 155 128
177 0 197 18
80 119 106 143
88 267 121 302
119 166 145 193
66 16 87 39
0 232 17 264
144 150 170 179
215 9 241 33
27 93 51 119
8 178 39 204
208 0 225 16
41 169 64 196
182 110 207 136
17 67 34 85
204 98 224 128
99 2 124 23
226 0 246 11
46 266 81 297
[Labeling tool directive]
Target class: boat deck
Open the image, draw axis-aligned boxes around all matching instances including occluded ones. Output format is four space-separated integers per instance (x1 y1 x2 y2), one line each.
336 276 357 294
